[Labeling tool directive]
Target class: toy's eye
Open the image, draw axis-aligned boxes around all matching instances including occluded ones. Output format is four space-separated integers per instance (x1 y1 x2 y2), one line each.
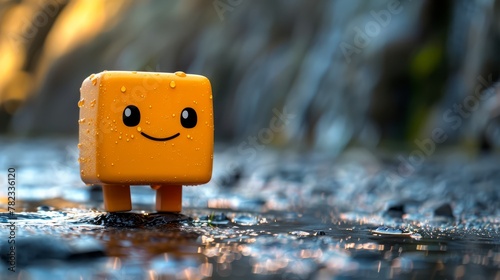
180 107 197 128
123 105 141 127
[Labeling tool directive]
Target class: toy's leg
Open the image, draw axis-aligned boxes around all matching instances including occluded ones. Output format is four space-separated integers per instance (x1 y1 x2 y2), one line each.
151 184 182 212
102 184 131 212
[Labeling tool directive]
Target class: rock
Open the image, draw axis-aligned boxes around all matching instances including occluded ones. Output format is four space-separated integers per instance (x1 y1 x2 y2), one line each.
0 236 104 267
384 204 405 218
211 213 230 225
217 166 243 188
434 203 454 219
233 215 257 226
36 205 54 211
67 237 105 259
372 227 412 237
81 212 189 228
277 167 306 183
195 213 230 225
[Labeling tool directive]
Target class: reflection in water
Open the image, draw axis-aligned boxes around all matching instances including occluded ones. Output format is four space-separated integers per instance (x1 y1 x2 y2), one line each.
1 139 500 279
3 208 499 279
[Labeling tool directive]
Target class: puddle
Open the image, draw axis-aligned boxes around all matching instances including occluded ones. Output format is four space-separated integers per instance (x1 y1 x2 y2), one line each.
0 138 499 279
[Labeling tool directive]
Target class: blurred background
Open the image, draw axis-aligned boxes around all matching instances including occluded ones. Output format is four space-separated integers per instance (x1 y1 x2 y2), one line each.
3 2 500 278
1 0 500 155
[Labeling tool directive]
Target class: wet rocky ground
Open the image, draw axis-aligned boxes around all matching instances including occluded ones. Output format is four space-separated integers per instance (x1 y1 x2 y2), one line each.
0 137 499 279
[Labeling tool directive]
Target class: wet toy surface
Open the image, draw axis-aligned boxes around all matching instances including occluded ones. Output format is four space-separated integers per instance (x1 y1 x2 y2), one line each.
78 71 214 212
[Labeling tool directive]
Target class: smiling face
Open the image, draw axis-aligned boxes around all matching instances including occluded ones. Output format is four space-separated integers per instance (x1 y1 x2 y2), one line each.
78 71 214 185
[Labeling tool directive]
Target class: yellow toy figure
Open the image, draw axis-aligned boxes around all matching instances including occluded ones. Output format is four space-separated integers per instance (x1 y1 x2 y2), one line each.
78 71 214 212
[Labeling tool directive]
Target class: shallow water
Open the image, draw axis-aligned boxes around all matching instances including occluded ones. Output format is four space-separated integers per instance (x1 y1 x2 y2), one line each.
0 138 499 279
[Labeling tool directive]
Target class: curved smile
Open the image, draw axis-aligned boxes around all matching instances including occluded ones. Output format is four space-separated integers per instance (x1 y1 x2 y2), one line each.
140 132 180 141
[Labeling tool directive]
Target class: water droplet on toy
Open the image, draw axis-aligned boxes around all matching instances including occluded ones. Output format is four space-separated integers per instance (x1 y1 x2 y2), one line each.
172 113 175 117
170 81 176 88
78 99 85 107
149 105 152 109
121 86 126 93
209 95 212 99
137 127 142 132
77 143 82 149
78 118 85 123
126 138 129 142
111 163 114 166
90 99 96 107
81 170 84 175
131 135 134 139
175 71 186 77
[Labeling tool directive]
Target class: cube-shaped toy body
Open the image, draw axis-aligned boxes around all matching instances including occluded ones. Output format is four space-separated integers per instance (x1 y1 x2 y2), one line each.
78 71 213 212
